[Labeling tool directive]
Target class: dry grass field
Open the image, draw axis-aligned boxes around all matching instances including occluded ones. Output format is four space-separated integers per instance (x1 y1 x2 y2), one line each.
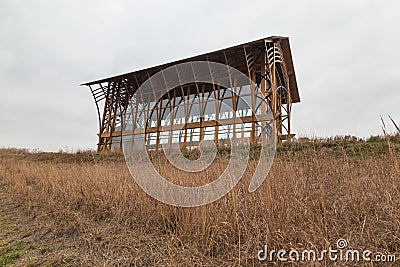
1 136 400 266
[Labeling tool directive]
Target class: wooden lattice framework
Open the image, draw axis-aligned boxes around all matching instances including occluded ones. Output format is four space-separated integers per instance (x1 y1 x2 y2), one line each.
82 36 300 151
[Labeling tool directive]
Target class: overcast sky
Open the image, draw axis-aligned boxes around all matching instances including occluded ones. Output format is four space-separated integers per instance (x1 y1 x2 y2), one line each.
1 0 399 151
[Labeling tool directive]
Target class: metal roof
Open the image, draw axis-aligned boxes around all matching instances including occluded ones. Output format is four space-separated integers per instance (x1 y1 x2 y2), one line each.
82 36 300 103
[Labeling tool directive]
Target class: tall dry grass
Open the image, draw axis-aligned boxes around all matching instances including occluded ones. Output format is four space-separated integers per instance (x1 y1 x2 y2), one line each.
0 137 400 266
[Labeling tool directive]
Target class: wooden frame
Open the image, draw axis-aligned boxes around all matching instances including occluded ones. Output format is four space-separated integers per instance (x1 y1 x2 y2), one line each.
82 36 300 151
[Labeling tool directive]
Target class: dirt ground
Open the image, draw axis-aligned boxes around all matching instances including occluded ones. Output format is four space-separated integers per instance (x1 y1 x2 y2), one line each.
0 182 92 266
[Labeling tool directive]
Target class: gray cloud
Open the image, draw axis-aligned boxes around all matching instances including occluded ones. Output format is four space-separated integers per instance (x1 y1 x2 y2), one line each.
0 0 399 151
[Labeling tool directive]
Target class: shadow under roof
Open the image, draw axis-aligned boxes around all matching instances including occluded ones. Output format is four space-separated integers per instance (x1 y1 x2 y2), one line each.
82 36 300 103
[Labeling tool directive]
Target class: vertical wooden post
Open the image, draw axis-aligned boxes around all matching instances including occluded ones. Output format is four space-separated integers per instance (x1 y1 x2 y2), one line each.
215 84 220 145
250 68 256 145
169 90 175 147
199 84 205 143
231 79 237 145
260 49 267 143
155 98 162 150
271 43 281 144
109 82 120 150
184 86 188 148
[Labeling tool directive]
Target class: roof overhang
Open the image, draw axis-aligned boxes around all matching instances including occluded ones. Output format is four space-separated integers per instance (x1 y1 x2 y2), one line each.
82 36 300 103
